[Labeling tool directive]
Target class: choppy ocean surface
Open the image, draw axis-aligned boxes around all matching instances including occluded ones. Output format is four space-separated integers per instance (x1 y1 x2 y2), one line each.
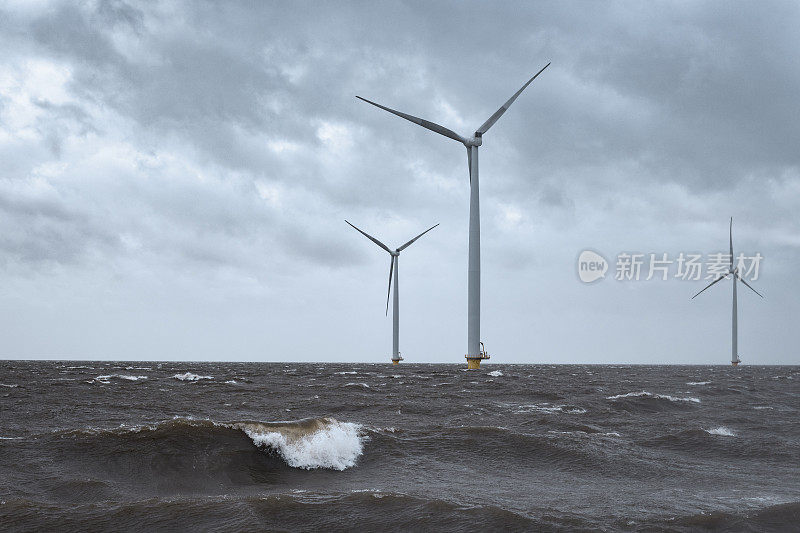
1 362 798 532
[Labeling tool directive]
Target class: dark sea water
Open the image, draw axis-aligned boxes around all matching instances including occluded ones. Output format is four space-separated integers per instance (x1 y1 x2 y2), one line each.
0 362 798 532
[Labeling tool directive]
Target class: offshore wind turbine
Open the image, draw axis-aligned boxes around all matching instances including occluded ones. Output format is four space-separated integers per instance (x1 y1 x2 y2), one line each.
691 218 764 365
357 62 550 368
346 220 438 364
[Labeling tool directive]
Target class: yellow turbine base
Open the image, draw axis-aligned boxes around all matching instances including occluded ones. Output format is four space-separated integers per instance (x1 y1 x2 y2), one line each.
392 360 400 365
466 358 482 370
732 361 739 366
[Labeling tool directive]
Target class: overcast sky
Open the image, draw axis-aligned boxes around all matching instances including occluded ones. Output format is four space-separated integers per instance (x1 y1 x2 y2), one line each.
0 1 797 364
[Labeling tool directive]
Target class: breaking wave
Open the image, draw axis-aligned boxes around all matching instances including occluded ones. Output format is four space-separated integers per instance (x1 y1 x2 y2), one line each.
172 372 213 381
93 374 147 383
47 417 365 472
513 403 586 414
705 426 735 437
239 418 363 470
687 381 711 386
607 391 700 403
488 370 503 377
342 382 370 389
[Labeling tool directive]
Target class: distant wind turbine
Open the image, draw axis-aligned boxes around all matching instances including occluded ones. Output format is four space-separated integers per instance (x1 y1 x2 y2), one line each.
346 220 438 364
357 62 550 368
691 217 763 365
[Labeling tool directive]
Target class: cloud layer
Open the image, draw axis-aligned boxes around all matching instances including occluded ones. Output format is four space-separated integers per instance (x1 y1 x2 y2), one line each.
0 1 797 363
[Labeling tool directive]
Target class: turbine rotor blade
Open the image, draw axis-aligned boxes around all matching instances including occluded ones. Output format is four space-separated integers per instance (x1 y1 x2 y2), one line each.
345 220 392 254
691 274 727 299
386 256 394 316
466 146 472 183
475 62 550 136
736 272 764 298
397 223 440 252
355 96 465 143
729 217 734 269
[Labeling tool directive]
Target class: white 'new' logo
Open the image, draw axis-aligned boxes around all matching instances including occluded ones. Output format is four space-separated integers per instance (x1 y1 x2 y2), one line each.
578 250 608 283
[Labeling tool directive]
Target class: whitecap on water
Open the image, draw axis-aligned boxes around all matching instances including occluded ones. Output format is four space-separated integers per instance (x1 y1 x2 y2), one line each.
172 372 213 381
488 370 503 377
705 426 735 437
343 382 370 389
240 418 364 471
687 381 712 386
514 403 586 415
93 374 147 384
606 391 700 403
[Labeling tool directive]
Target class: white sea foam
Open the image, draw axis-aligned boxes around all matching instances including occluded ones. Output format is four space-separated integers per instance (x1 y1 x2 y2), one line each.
705 426 735 437
335 371 358 375
172 372 213 381
687 381 712 386
343 382 370 388
549 430 620 438
0 383 18 388
93 374 147 383
224 380 237 385
606 391 700 403
242 419 364 470
514 403 587 414
488 370 503 377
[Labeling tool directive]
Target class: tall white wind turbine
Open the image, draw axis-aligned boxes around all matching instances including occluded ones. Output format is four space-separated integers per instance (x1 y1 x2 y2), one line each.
346 220 438 364
357 63 550 368
691 218 763 365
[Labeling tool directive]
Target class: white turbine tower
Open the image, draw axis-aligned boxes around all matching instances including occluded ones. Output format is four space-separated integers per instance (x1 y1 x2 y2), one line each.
691 217 764 365
346 220 439 364
357 63 550 368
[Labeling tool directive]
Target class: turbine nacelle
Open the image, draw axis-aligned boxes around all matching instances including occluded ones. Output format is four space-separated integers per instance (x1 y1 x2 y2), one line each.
464 136 482 147
345 220 439 316
357 62 549 153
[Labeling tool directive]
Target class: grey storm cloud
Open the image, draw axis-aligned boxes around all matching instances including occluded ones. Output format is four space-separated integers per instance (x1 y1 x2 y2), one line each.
0 0 797 363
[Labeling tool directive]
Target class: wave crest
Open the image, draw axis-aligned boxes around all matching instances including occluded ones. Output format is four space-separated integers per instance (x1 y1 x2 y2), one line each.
172 372 213 381
606 391 700 403
239 418 363 471
93 374 147 383
705 426 735 437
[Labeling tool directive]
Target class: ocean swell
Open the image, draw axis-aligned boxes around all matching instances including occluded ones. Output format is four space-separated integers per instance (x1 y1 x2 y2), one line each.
48 416 365 472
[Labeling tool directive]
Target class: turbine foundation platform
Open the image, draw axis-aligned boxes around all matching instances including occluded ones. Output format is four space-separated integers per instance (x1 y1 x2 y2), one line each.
391 355 403 365
465 354 490 369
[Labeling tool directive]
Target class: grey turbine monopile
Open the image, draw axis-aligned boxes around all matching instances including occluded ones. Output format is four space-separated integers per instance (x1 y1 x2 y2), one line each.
356 63 550 359
346 220 438 362
692 217 764 365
